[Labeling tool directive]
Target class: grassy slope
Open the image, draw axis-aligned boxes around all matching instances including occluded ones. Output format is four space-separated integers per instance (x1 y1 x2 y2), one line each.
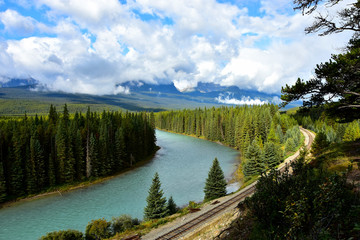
311 140 360 174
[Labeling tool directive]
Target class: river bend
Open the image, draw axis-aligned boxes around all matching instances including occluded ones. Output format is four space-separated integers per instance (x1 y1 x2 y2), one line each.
0 130 239 240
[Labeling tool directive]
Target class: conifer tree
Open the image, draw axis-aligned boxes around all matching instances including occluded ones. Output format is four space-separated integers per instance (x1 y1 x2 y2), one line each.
262 142 282 169
11 133 25 196
0 161 7 202
343 121 360 142
243 140 264 176
285 138 297 154
311 131 329 156
144 172 168 220
267 121 280 144
167 196 178 215
204 158 227 201
276 125 284 144
114 128 126 170
88 133 98 177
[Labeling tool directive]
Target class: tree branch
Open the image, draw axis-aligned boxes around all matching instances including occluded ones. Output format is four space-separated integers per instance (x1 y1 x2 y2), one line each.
343 91 360 96
338 104 360 108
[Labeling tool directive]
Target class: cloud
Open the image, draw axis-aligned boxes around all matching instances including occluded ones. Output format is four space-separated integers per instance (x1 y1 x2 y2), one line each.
0 9 36 36
216 95 268 105
0 0 354 95
114 85 130 95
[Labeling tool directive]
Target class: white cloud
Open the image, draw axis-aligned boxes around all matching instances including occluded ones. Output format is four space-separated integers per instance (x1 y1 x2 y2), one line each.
114 85 130 95
0 0 355 95
0 9 36 36
216 95 268 105
37 0 125 27
11 0 33 8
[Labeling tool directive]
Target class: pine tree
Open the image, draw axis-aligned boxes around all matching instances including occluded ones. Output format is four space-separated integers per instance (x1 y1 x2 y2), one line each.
0 161 7 203
343 121 360 142
311 132 329 156
243 140 264 176
285 138 296 154
88 133 98 177
11 133 25 196
144 172 168 220
204 158 227 201
167 196 178 215
114 128 126 170
262 142 282 169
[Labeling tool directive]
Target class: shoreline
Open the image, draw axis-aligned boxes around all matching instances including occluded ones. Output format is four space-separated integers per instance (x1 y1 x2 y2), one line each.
1 129 247 209
0 147 160 209
156 128 243 184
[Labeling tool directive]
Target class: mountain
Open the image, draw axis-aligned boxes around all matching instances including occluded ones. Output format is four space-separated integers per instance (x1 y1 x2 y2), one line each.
0 78 38 88
0 78 300 116
119 80 279 101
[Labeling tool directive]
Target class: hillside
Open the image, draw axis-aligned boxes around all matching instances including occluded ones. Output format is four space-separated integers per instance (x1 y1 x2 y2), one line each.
0 80 300 116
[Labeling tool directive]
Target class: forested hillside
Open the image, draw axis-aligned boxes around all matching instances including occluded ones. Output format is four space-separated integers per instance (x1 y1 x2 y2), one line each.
155 105 302 178
0 105 157 203
293 109 360 143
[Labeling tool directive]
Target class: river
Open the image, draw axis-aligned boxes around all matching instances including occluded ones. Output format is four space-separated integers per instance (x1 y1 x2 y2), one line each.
0 130 239 240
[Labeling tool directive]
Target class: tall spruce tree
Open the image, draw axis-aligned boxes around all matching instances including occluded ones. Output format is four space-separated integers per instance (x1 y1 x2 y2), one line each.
167 196 178 215
262 142 282 169
243 140 264 176
144 172 168 220
204 158 227 201
0 161 7 202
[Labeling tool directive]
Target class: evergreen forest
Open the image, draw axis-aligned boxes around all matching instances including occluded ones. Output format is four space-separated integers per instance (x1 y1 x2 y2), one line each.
0 105 157 203
155 105 303 178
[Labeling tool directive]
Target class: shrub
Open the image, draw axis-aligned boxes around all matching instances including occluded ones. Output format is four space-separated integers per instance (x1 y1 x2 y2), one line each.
40 229 83 240
111 215 139 234
85 218 111 240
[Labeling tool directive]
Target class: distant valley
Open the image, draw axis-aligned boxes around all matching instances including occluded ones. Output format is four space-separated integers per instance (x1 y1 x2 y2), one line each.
0 78 300 115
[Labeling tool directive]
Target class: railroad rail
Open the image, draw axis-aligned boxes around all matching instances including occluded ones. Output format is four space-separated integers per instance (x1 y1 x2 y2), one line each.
155 185 255 240
153 128 314 240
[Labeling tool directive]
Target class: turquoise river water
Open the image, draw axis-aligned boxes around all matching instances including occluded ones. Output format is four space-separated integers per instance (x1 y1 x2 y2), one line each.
0 130 239 240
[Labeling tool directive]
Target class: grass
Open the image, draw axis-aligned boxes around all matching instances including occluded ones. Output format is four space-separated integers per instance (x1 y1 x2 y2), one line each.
311 140 360 173
284 106 300 115
0 99 125 116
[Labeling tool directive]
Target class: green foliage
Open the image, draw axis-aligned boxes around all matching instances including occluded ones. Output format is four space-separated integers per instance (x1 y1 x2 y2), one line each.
0 161 7 202
188 201 200 210
236 156 360 240
267 121 280 144
85 218 111 240
243 140 264 177
293 108 360 145
311 131 329 156
343 120 360 141
281 37 360 122
144 172 169 220
262 142 282 169
111 215 139 235
155 105 300 179
40 229 84 240
204 158 227 201
0 105 157 202
284 138 296 154
167 196 178 215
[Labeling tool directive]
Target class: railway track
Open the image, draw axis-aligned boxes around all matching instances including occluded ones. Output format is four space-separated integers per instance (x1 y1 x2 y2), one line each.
153 128 314 240
155 185 256 240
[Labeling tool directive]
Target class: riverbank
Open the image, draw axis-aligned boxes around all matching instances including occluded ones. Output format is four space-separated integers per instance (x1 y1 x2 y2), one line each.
156 128 242 179
0 147 160 209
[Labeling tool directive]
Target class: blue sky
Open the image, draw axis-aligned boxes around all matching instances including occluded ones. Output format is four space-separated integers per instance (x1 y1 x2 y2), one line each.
0 0 354 95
